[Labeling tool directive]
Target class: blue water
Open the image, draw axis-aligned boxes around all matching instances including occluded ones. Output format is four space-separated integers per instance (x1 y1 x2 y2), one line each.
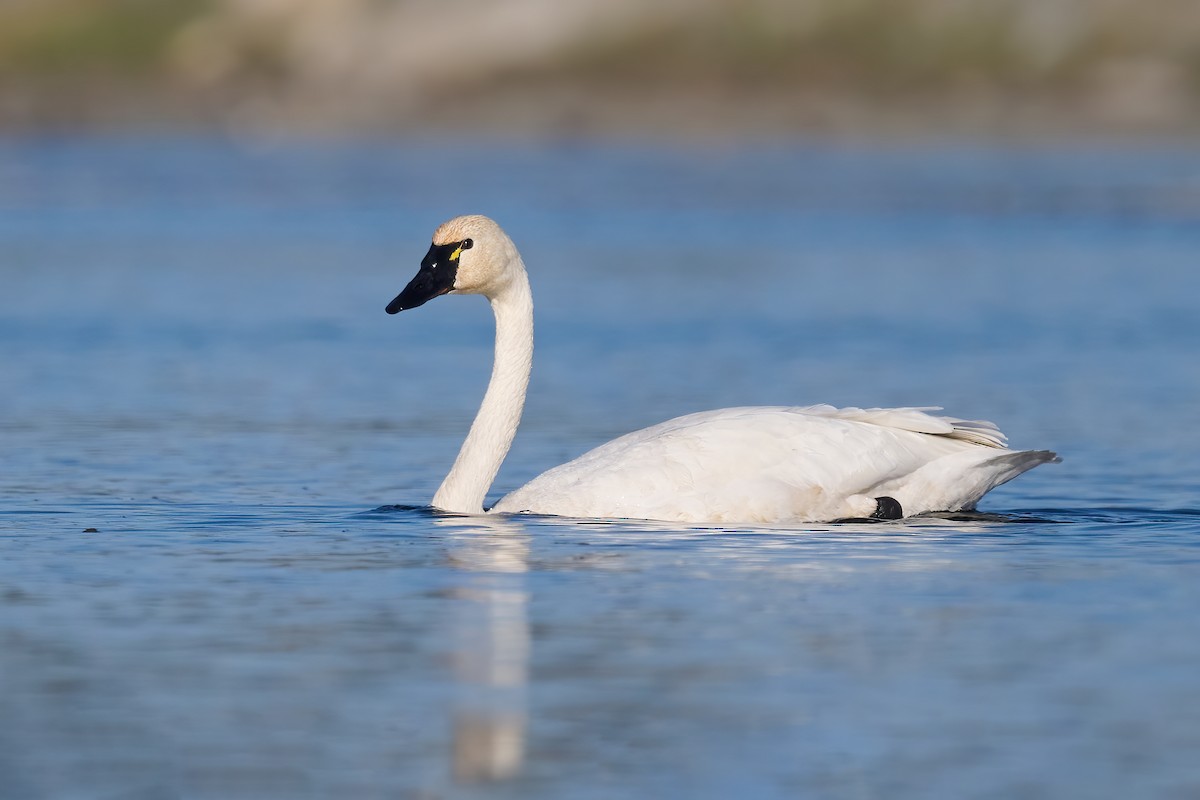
2 137 1199 799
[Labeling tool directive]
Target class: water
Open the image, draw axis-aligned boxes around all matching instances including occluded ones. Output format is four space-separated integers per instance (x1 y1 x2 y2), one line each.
2 137 1199 799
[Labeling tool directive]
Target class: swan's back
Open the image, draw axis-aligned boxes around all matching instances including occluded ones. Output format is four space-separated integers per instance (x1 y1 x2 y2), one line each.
492 405 1056 523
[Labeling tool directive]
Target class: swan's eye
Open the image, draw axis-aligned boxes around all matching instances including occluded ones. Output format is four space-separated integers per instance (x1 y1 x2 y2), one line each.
461 238 473 251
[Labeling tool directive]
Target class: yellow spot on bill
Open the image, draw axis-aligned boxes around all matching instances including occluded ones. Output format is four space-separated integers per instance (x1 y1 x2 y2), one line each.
450 245 463 261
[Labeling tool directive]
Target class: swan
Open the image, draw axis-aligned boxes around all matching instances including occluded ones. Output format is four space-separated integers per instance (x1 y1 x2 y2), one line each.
386 215 1057 523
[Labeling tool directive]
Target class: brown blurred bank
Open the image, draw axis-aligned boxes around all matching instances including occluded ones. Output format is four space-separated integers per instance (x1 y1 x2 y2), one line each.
1 0 1199 140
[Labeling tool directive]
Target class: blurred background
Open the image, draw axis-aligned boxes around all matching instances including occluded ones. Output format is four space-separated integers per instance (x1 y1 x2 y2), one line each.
2 0 1200 140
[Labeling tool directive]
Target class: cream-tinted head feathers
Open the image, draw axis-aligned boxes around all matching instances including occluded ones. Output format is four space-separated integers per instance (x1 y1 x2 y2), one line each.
434 214 521 298
431 214 496 246
386 215 525 314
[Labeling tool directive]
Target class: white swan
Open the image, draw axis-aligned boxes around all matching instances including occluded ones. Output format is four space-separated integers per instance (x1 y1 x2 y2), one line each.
386 215 1057 523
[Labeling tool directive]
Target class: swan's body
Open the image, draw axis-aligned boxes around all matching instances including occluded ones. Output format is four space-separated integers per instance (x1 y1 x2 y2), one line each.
387 215 1057 524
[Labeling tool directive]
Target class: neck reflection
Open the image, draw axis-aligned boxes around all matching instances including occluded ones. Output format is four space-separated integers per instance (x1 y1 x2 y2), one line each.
436 514 530 783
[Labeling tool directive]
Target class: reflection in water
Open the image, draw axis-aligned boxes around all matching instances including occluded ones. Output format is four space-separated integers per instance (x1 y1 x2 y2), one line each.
436 514 531 783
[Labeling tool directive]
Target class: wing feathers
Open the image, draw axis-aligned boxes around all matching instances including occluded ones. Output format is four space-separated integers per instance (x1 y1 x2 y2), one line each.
791 404 1009 448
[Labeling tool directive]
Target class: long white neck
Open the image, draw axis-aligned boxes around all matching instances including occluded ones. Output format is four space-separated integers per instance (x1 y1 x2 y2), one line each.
432 269 533 514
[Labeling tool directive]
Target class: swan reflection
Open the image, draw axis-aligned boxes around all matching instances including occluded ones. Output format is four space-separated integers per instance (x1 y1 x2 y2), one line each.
434 514 530 783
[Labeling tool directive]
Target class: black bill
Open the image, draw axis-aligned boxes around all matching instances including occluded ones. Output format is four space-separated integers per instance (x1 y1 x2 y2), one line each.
386 241 462 314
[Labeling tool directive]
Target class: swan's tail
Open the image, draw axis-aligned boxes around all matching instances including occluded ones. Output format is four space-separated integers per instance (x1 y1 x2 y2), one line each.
958 449 1060 510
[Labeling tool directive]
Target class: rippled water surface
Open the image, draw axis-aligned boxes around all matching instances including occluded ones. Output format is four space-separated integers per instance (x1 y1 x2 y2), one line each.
2 138 1199 798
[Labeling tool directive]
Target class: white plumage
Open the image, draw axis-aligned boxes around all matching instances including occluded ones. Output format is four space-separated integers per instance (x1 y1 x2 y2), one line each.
386 215 1057 524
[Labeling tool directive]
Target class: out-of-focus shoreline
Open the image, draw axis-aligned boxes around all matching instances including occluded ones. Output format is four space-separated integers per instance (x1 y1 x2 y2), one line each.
5 79 1200 145
2 0 1198 143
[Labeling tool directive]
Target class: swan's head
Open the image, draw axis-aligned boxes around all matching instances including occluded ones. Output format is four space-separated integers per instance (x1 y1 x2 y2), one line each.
386 215 521 314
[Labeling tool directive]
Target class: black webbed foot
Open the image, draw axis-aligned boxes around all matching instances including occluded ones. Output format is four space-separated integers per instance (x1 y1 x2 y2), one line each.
870 496 904 520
